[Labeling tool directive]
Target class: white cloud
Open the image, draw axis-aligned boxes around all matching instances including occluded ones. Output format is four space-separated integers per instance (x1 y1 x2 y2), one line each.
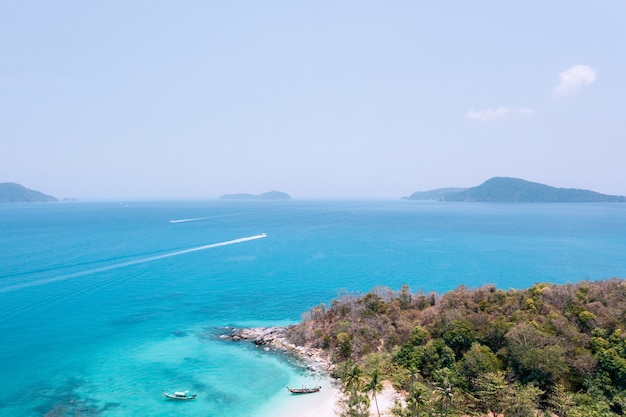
553 64 597 97
465 107 534 121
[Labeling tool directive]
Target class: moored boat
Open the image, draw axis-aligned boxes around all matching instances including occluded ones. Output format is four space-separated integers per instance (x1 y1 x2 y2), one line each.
163 390 197 400
287 386 321 394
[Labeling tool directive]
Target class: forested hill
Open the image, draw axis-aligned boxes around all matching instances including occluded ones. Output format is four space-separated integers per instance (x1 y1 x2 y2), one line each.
0 182 57 203
286 278 626 417
407 177 625 202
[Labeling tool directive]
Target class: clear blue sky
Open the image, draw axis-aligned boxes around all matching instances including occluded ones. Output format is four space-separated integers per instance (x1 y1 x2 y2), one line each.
2 1 624 199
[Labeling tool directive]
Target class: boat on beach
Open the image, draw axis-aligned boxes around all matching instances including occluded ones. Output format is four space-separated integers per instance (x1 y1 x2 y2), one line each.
287 386 321 394
163 390 197 400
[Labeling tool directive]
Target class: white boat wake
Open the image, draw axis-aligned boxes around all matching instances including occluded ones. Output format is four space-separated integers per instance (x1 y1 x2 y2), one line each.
169 217 209 223
169 211 263 223
0 233 267 294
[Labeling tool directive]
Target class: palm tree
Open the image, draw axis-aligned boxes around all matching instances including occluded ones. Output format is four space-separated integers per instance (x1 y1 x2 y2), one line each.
407 384 428 417
402 366 429 417
408 366 420 393
434 377 453 417
340 364 370 417
344 363 365 395
366 370 384 417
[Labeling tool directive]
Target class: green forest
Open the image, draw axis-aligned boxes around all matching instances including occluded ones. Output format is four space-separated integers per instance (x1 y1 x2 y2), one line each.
285 278 626 417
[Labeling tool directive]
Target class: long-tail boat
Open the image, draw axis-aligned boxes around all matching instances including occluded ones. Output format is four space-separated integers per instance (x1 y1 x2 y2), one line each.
287 386 321 394
163 390 197 400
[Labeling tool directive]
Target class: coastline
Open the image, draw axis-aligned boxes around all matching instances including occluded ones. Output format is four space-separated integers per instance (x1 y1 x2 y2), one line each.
225 326 340 416
224 326 401 417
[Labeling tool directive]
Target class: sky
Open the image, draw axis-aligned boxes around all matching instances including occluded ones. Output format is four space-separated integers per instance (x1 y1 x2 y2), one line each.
1 1 625 200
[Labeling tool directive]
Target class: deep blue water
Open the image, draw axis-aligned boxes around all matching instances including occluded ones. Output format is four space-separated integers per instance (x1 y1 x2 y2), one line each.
1 200 625 416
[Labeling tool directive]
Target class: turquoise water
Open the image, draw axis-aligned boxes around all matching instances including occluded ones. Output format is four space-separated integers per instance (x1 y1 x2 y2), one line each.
1 200 625 416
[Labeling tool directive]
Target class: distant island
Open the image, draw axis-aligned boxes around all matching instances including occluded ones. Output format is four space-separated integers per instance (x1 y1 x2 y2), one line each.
219 191 291 200
0 182 58 203
405 177 625 202
404 187 468 201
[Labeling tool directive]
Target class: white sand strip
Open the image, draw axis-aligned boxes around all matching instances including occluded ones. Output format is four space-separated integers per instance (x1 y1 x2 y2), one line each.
259 383 341 417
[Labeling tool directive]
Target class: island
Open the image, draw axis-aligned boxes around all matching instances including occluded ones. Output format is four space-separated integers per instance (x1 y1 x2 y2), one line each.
228 278 626 417
405 177 625 202
403 187 468 201
219 191 291 200
0 182 58 203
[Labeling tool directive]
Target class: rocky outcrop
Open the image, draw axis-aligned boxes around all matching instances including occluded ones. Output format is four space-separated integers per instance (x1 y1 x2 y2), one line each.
223 326 333 373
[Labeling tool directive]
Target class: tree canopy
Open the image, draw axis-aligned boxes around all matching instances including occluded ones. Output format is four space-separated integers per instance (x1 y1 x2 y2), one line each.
286 278 626 416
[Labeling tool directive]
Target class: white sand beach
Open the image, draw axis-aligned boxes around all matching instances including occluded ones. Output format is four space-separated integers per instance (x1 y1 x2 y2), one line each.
272 384 342 417
271 381 399 417
369 380 403 417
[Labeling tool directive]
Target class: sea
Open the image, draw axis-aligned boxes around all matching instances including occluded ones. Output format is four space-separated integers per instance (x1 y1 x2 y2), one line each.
1 199 625 416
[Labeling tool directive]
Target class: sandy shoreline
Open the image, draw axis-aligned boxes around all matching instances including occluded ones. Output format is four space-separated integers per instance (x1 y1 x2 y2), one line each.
269 382 342 417
224 326 401 417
